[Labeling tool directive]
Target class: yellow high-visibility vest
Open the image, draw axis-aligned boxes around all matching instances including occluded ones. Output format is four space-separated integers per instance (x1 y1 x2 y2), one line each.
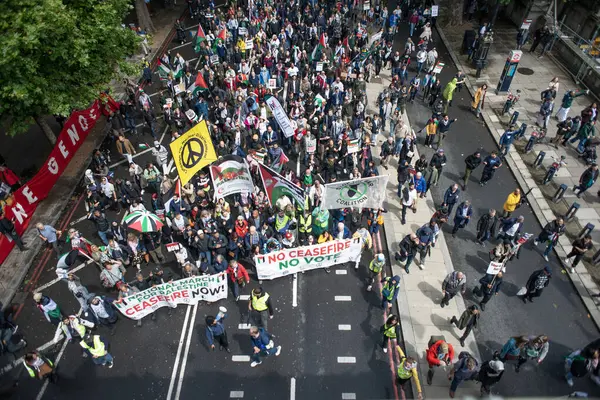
251 293 270 312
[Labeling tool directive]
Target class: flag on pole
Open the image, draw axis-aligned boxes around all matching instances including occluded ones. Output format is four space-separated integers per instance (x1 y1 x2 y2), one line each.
194 24 207 53
157 60 171 81
311 33 326 62
174 178 181 197
173 63 184 79
217 29 227 43
187 73 209 96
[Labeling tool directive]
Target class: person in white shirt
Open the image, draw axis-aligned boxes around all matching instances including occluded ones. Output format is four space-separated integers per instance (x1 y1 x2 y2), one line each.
416 49 427 74
287 65 299 77
400 182 417 225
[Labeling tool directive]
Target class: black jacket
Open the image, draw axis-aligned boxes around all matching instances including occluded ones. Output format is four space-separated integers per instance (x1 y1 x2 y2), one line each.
430 153 447 170
0 217 15 235
464 154 482 170
526 269 551 291
479 273 503 295
477 213 498 235
398 234 418 257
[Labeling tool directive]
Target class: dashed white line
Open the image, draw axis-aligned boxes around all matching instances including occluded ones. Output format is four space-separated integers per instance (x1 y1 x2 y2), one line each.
342 394 357 400
338 324 352 331
171 41 193 51
335 296 352 301
232 355 251 362
292 273 298 307
238 323 251 330
239 295 250 301
290 377 296 400
337 357 356 364
230 391 244 398
335 270 348 275
35 260 94 292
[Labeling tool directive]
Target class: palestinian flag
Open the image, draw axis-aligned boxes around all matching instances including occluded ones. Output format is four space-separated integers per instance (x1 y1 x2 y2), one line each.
187 73 209 95
258 164 306 209
311 33 326 62
216 29 227 43
157 60 171 81
250 150 266 164
194 24 207 53
173 63 184 79
139 143 150 150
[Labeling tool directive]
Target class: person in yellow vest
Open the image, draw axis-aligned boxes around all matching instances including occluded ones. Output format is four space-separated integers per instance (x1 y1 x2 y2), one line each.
79 333 114 368
380 275 401 310
367 253 385 291
395 345 423 400
23 351 57 383
248 287 274 331
298 208 313 245
380 314 399 353
57 315 94 346
502 188 521 218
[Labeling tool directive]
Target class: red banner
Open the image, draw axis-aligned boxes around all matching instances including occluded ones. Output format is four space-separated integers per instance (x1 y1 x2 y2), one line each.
0 100 104 265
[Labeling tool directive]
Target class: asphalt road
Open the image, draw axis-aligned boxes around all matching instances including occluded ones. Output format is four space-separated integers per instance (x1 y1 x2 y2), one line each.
8 11 403 400
388 12 600 397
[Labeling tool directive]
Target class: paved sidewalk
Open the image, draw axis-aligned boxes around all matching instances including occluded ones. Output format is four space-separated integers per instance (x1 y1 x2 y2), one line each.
365 75 481 399
437 20 600 328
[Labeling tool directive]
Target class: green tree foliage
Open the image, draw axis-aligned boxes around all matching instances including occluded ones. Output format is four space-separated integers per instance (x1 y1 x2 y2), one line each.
0 0 139 140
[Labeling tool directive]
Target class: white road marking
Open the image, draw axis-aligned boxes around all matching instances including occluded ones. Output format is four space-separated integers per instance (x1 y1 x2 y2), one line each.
185 24 200 31
337 357 356 363
174 303 199 400
166 305 192 400
338 324 351 331
238 295 250 301
171 41 192 51
290 377 296 400
232 355 251 362
109 125 169 169
341 394 357 400
230 391 244 398
292 273 298 307
35 260 94 292
238 323 251 330
335 270 347 275
334 296 352 301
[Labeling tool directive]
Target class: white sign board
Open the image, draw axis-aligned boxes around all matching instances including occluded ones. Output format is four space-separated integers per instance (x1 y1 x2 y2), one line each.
431 5 439 17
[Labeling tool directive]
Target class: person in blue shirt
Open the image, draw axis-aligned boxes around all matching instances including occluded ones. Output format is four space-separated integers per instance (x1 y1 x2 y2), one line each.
206 307 229 352
249 326 282 367
451 200 473 237
499 126 516 157
479 152 503 186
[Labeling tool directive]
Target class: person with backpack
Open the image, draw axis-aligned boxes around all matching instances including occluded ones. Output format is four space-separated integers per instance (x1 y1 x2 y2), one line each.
448 351 480 398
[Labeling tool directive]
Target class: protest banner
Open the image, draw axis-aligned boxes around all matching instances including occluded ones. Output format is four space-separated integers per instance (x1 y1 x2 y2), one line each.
0 99 114 265
169 120 217 185
114 273 228 320
268 79 277 89
245 40 254 49
486 261 504 275
431 5 439 17
258 164 305 208
347 138 359 153
265 95 295 138
209 155 254 198
210 55 220 65
255 238 362 279
316 62 324 72
321 175 389 209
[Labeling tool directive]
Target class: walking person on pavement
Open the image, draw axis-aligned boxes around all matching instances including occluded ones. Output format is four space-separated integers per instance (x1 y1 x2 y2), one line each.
79 333 114 368
206 306 230 352
451 200 473 237
462 151 482 190
502 188 521 218
533 216 566 261
476 209 498 246
556 89 589 122
441 271 466 308
443 184 460 216
479 151 503 186
36 223 61 257
380 137 395 170
400 182 417 225
426 338 455 385
249 326 282 367
395 345 423 400
473 272 503 311
380 275 401 310
564 234 593 274
573 163 599 198
0 210 28 251
519 265 552 303
248 287 274 330
448 352 480 398
380 314 400 353
397 233 419 274
450 304 480 347
416 219 437 268
367 253 385 291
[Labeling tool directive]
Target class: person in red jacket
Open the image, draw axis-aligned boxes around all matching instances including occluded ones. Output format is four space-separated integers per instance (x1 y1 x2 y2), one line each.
0 165 21 191
425 337 455 385
226 260 250 301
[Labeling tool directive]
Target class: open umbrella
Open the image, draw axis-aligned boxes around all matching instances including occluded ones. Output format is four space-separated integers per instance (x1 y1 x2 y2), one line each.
123 210 164 232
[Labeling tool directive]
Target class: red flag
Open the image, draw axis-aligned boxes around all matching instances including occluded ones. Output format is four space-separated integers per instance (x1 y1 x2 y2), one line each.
196 24 206 41
217 29 227 42
175 179 181 197
319 33 326 48
280 150 289 165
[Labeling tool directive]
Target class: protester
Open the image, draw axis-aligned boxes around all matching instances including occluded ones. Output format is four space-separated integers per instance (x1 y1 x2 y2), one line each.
23 352 58 382
519 266 552 303
80 333 114 368
426 337 455 384
441 271 466 308
450 305 480 347
248 287 274 331
564 234 593 273
473 272 503 311
206 307 230 352
249 326 282 368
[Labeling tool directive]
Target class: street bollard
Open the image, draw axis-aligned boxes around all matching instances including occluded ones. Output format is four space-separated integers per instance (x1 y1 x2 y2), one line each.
552 184 568 203
579 223 595 239
532 151 545 168
515 122 528 140
525 135 538 154
509 110 519 127
565 202 580 221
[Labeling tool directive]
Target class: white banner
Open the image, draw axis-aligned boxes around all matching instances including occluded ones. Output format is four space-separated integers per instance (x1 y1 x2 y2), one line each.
322 175 389 209
265 96 295 138
255 238 362 279
114 273 228 320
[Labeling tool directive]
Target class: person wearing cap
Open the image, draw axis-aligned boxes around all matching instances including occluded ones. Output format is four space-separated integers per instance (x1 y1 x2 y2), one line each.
478 354 505 395
367 253 386 291
248 287 274 330
395 345 423 399
479 151 502 186
206 307 230 352
380 275 401 310
226 260 250 301
80 333 114 368
451 200 472 237
450 304 480 347
34 292 63 326
520 266 552 303
249 325 282 367
426 338 455 384
441 271 466 308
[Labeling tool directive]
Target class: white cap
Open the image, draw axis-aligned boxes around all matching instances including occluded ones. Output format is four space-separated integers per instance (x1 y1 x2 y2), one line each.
489 360 504 372
33 292 42 302
219 306 228 313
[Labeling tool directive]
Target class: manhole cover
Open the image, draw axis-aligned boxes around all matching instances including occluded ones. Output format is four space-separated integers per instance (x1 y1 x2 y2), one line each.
517 67 535 75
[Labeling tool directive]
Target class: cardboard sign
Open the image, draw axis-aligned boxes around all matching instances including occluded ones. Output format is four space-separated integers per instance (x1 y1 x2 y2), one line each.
268 79 277 89
316 62 324 72
432 62 445 74
521 19 532 30
486 261 504 275
431 5 439 17
245 39 254 49
166 242 181 252
210 54 220 65
363 1 370 10
238 27 248 36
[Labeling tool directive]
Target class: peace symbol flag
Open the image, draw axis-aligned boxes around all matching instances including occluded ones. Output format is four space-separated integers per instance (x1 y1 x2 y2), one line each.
169 120 217 185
